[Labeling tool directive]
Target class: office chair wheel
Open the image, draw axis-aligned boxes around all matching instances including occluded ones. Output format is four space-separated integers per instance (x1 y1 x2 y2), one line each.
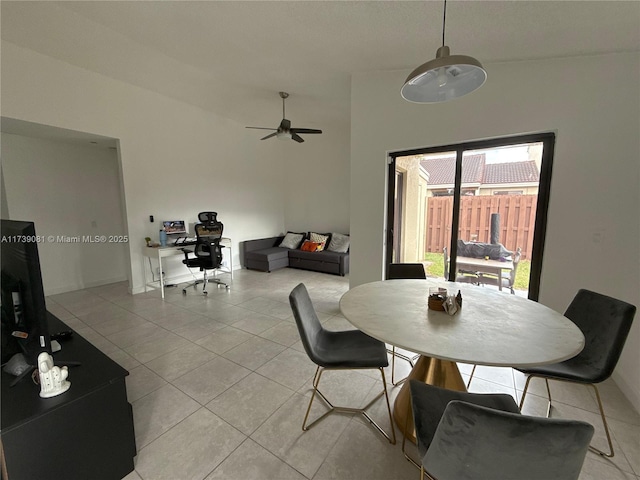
182 289 187 295
203 291 208 295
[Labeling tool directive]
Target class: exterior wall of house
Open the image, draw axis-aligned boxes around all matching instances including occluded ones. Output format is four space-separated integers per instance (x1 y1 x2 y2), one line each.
394 156 423 263
479 185 539 196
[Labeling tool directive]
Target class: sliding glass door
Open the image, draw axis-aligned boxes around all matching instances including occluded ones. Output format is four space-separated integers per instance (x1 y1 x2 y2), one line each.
386 133 555 301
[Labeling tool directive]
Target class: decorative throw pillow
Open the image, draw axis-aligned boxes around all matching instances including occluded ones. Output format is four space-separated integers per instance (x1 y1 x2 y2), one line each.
309 232 329 251
300 240 321 252
279 232 305 249
327 233 350 253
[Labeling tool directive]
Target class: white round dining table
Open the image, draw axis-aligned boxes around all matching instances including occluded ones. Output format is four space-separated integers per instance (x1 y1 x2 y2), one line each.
339 279 584 440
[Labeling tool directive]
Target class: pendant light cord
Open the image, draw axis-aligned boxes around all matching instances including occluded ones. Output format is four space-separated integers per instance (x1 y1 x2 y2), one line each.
442 0 447 47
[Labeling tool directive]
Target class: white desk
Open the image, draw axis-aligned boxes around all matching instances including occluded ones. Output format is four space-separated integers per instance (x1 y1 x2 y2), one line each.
339 278 584 440
142 237 232 298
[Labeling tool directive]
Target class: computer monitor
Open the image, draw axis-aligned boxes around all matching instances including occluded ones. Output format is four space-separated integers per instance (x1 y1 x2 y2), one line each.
1 219 51 365
162 220 187 235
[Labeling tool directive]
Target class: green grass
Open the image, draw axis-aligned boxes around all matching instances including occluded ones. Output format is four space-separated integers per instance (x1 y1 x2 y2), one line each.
423 252 530 292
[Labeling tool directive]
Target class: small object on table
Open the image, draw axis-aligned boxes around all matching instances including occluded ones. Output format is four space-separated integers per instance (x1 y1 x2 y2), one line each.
159 229 168 247
37 352 71 398
51 330 74 342
443 295 459 315
456 290 463 307
428 287 447 311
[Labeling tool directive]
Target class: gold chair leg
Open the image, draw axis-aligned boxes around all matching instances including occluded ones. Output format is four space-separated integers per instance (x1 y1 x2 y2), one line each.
389 346 417 386
378 367 397 444
401 400 421 470
302 367 327 431
467 364 477 389
519 375 615 457
518 374 534 410
589 383 615 458
301 366 396 444
391 346 396 385
544 379 553 418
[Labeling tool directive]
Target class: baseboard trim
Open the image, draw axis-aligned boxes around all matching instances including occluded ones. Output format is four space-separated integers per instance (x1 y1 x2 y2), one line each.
45 276 128 296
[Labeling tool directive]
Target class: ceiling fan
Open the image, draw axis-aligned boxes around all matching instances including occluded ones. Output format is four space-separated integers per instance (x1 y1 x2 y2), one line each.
246 92 322 143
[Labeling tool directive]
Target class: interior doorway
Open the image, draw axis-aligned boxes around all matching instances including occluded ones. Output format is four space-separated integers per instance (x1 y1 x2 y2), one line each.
386 133 555 301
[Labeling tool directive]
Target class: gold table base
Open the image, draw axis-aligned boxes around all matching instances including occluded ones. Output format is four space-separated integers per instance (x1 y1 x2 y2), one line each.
393 356 467 443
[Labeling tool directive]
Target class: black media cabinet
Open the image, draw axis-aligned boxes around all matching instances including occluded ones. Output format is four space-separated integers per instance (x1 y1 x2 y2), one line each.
1 312 136 480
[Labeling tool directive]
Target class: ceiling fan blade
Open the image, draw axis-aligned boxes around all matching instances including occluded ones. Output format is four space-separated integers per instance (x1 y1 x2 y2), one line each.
280 118 291 131
246 126 277 131
290 128 322 135
261 132 278 140
291 133 305 143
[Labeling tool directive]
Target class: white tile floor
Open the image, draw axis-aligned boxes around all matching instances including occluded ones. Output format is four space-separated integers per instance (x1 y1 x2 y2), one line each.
46 268 640 480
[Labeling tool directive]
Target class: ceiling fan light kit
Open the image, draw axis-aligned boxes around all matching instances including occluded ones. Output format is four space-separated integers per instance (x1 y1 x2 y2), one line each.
401 0 486 104
246 91 322 143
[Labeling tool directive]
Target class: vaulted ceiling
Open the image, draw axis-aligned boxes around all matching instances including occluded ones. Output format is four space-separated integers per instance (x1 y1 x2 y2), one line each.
2 1 639 129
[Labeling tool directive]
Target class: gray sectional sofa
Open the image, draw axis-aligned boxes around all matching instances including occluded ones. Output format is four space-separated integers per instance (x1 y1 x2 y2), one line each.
242 235 349 276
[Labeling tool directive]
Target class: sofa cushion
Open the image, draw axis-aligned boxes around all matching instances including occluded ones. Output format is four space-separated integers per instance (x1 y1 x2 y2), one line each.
300 240 322 252
309 232 330 251
245 247 290 262
289 249 346 264
279 232 305 249
327 233 350 253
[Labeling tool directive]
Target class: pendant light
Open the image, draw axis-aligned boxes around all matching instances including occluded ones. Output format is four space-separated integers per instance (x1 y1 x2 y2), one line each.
401 0 486 103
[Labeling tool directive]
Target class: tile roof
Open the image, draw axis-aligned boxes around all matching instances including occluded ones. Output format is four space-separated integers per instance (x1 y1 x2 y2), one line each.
483 160 540 184
420 154 485 185
420 155 539 186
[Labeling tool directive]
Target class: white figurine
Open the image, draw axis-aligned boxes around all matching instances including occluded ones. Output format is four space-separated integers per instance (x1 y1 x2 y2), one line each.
38 351 71 398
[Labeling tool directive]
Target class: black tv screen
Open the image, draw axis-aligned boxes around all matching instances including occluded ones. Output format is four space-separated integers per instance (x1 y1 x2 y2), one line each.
1 219 51 365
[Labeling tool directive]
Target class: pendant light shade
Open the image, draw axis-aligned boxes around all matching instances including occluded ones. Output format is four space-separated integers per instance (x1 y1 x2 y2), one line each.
401 1 486 103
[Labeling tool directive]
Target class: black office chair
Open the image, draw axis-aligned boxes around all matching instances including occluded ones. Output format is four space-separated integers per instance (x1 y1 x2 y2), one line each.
289 283 396 444
404 380 521 469
387 263 426 385
182 212 229 294
417 398 593 480
517 289 636 457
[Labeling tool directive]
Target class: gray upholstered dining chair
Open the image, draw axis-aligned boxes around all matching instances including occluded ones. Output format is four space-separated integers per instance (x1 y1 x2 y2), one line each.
386 263 426 385
288 283 396 444
404 380 521 469
517 289 636 457
419 400 594 480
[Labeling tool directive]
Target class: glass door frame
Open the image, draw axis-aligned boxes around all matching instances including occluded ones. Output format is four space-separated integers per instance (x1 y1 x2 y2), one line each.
386 132 555 301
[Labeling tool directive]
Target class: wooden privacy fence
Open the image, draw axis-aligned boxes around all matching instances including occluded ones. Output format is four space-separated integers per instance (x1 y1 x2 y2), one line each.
425 195 538 259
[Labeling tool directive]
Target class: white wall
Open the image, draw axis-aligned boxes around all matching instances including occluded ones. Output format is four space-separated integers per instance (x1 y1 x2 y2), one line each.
1 42 286 293
1 133 127 294
283 122 351 234
1 41 351 294
351 53 640 410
